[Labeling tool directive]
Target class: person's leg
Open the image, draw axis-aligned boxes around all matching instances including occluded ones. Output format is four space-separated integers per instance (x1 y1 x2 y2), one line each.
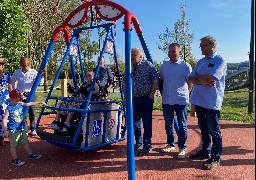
205 109 222 160
23 142 33 155
10 147 18 159
195 105 211 154
9 131 19 159
55 111 61 121
0 114 5 146
20 130 42 159
141 96 154 149
133 97 143 146
175 104 188 150
162 104 175 147
28 105 36 131
18 130 32 154
62 113 73 131
65 113 73 124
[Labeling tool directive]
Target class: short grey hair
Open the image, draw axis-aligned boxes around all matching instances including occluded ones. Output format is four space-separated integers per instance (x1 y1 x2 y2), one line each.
200 35 217 47
131 48 143 56
0 57 7 64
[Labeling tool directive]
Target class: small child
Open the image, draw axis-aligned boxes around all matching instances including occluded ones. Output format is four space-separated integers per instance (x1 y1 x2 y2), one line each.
2 89 47 166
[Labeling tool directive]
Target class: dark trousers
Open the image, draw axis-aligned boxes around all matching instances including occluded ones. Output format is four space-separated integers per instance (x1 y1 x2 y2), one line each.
23 95 36 131
133 95 154 149
28 105 36 131
195 105 222 160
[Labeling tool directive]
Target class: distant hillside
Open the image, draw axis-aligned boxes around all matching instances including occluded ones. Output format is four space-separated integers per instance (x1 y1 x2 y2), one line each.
227 61 249 70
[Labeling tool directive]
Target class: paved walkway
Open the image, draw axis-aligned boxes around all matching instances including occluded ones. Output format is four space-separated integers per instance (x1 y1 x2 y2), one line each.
0 111 255 179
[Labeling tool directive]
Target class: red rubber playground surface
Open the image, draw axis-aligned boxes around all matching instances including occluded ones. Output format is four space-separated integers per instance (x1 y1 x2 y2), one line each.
0 111 255 180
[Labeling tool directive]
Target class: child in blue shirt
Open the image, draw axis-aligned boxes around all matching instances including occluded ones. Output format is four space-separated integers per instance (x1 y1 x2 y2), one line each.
2 89 47 166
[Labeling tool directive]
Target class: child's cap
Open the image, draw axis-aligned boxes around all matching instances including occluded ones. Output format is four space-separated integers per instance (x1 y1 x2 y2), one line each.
9 89 22 99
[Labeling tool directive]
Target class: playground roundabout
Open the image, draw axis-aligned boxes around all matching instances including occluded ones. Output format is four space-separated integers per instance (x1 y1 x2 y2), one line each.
0 111 254 180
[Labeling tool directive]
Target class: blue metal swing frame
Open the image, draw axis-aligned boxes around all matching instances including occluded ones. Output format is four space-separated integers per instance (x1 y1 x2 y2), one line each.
30 22 125 151
23 1 179 179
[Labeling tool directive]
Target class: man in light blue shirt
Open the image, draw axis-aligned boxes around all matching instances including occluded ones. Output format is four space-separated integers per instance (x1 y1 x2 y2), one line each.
188 35 227 170
160 43 192 159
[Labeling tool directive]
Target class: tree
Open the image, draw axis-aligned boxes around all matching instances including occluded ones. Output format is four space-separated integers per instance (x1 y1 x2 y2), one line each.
0 0 29 72
22 0 101 89
158 2 196 67
154 60 161 73
110 53 125 76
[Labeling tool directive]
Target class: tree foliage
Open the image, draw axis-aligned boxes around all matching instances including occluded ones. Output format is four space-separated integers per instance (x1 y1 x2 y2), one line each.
1 0 115 85
158 2 196 67
154 60 160 73
0 0 29 71
110 53 125 76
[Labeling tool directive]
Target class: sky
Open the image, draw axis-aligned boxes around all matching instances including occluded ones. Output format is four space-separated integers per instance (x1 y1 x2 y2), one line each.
100 0 252 64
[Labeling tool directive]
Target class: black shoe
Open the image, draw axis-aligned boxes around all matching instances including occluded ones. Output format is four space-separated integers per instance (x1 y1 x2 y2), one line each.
189 150 210 160
12 159 25 166
28 153 42 160
139 148 152 156
202 158 220 170
134 144 143 151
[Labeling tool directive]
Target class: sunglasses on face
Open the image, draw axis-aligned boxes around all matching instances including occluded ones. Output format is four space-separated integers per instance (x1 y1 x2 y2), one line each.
0 62 5 66
199 43 211 49
86 74 92 77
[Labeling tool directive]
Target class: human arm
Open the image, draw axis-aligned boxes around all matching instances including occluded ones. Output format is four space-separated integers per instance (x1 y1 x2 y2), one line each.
22 101 47 107
8 84 12 92
93 83 99 94
188 81 193 92
122 82 126 107
149 62 159 99
188 75 215 87
107 68 114 90
2 109 10 137
10 71 17 90
149 80 159 99
186 63 193 91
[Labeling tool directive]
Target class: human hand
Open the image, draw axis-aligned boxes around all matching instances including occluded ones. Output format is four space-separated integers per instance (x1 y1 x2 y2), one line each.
149 93 154 99
203 81 215 87
41 102 47 106
3 131 8 138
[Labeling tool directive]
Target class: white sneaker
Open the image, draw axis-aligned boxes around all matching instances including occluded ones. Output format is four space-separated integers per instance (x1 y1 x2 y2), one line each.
178 149 186 159
161 145 175 153
30 130 37 136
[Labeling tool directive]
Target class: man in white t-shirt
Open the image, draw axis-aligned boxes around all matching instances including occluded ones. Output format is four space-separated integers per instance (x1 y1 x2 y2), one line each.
11 57 38 136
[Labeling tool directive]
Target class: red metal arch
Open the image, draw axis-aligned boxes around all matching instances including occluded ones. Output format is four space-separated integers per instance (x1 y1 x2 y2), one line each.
52 0 143 43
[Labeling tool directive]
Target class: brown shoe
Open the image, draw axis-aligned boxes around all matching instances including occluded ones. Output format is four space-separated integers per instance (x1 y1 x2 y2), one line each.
0 137 5 146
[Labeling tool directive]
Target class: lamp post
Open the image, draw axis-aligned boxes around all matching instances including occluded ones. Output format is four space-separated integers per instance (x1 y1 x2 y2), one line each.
248 0 255 114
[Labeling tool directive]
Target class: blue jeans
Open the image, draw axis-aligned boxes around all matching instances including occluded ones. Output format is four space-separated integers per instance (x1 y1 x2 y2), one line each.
162 104 188 150
195 105 222 160
133 95 154 149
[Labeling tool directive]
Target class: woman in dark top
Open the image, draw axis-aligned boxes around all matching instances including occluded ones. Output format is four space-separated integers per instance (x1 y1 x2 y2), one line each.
48 71 99 131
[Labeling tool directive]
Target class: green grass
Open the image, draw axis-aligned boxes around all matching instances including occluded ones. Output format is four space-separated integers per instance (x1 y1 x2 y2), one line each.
34 86 255 124
151 89 255 124
221 90 255 123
